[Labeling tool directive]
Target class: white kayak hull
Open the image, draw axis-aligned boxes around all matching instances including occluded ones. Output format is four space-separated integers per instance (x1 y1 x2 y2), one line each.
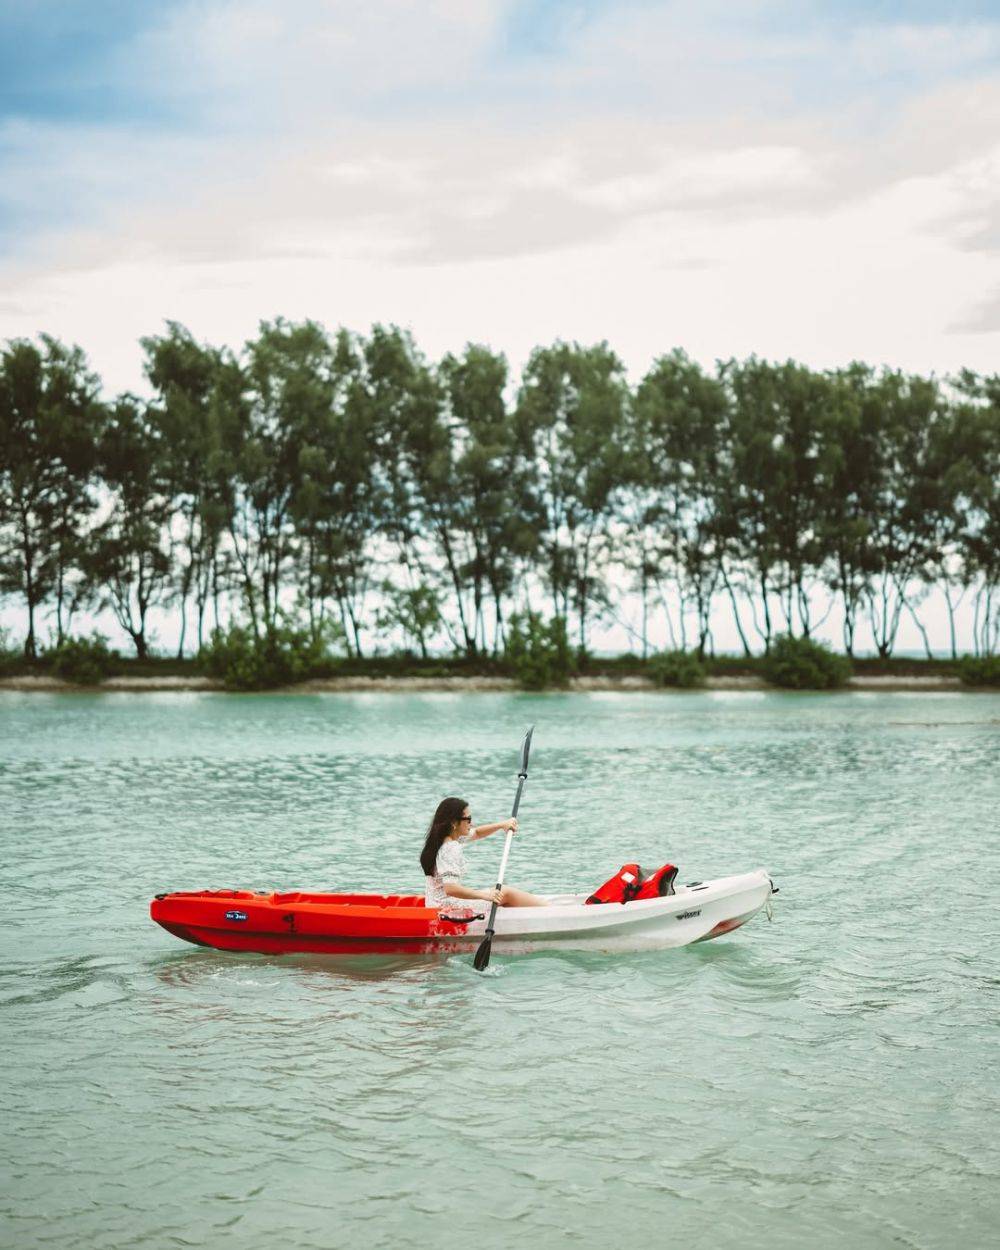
460 868 776 953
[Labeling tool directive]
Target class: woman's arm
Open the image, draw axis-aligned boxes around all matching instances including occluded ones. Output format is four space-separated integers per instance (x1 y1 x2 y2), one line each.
472 818 518 840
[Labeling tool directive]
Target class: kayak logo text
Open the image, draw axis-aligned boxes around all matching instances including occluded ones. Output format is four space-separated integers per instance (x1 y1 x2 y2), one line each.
225 910 248 922
676 910 701 920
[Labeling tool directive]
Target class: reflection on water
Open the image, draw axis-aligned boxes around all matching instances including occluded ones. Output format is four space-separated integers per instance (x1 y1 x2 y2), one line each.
2 690 999 1250
149 948 454 989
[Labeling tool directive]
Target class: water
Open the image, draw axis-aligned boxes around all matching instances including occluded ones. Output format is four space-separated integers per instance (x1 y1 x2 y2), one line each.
1 690 998 1250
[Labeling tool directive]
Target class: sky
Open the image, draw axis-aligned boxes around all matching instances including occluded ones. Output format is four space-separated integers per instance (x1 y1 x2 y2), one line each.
2 0 1000 396
1 1 997 656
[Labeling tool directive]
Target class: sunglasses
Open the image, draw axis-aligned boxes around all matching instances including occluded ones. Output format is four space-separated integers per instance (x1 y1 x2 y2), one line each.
460 815 472 823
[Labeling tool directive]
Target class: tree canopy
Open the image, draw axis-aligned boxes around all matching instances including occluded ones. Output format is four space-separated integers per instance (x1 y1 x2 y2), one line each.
1 323 997 661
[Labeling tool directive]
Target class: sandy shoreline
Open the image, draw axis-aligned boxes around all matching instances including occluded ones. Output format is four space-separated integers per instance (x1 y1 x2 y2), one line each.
0 673 977 694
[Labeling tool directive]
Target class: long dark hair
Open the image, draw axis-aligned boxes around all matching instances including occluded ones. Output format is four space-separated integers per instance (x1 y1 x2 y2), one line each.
420 796 468 875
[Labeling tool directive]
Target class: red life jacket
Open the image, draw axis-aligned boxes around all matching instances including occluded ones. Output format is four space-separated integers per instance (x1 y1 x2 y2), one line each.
585 863 678 905
633 863 678 900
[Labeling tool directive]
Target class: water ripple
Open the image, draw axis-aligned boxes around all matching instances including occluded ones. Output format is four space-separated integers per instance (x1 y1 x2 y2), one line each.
1 690 998 1250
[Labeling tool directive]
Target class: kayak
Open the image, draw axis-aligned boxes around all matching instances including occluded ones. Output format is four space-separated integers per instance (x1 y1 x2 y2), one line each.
150 868 777 956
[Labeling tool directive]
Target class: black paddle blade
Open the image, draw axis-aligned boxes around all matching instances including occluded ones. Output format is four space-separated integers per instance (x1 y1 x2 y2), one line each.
473 935 493 971
519 725 534 775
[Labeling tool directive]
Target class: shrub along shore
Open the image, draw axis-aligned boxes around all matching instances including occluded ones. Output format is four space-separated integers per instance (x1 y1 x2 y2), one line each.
1 640 996 692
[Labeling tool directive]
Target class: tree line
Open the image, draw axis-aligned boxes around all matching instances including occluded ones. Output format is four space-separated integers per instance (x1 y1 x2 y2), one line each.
1 321 997 661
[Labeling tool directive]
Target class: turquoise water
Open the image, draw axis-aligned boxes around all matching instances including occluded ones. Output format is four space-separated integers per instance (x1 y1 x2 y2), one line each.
2 690 998 1250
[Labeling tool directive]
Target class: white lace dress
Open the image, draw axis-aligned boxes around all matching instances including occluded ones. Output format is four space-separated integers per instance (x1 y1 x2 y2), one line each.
425 834 475 908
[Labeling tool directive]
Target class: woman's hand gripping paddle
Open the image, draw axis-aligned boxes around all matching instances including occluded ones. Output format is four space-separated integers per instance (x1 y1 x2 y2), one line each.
473 726 534 972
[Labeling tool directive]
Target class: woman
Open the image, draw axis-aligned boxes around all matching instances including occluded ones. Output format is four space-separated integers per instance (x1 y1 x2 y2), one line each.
421 796 548 910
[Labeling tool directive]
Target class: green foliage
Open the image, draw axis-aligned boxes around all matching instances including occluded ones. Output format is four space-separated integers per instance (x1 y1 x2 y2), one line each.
437 343 524 657
648 649 706 688
957 655 1000 686
505 612 574 690
0 627 19 676
91 396 175 658
2 321 999 669
632 350 729 655
140 322 239 658
0 336 105 657
515 342 630 639
198 621 333 690
762 634 851 690
46 634 117 685
374 582 443 658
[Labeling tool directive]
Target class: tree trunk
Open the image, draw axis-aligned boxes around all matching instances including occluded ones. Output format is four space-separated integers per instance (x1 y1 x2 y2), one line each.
20 514 38 658
640 558 649 660
177 601 187 659
55 556 66 646
720 567 752 657
492 585 505 655
24 601 37 659
904 598 934 659
346 600 364 658
439 526 475 656
942 584 964 660
796 571 811 637
212 556 222 634
842 596 856 658
759 574 773 651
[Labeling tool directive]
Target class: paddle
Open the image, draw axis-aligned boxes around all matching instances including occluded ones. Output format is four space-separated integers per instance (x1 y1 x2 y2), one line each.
473 725 534 972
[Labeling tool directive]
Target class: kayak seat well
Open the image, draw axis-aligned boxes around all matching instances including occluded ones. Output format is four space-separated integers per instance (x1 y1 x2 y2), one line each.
270 891 425 909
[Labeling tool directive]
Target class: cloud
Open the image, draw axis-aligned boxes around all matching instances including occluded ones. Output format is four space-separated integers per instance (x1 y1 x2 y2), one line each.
4 3 1000 263
948 288 1000 334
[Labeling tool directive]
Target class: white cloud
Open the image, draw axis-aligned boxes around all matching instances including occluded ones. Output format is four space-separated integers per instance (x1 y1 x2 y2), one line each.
949 287 1000 334
581 146 824 214
845 21 1000 78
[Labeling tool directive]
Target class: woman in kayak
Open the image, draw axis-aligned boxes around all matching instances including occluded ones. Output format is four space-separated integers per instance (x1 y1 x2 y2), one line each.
421 796 548 909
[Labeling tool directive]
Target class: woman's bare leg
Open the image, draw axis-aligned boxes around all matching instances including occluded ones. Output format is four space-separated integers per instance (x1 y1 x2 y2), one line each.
499 885 548 907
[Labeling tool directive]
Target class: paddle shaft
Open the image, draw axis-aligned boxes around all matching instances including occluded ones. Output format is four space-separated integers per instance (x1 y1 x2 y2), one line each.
473 726 533 971
481 769 528 937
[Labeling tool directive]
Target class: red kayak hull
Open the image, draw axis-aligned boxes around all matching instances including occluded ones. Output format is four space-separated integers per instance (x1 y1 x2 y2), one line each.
150 889 480 955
